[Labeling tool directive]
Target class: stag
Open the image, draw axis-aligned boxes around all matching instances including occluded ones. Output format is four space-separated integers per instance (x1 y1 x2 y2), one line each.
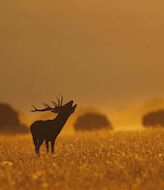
30 96 77 155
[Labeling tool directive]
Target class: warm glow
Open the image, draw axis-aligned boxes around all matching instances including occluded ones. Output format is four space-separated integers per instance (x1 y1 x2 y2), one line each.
0 0 164 129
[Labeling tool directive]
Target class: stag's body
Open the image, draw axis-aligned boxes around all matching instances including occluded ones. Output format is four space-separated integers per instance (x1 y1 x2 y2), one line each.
30 97 77 155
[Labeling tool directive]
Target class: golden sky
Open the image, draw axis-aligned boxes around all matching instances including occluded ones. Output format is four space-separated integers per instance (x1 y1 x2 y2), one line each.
0 0 164 113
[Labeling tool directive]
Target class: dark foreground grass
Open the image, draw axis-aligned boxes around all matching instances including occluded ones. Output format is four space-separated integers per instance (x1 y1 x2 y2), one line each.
0 130 163 190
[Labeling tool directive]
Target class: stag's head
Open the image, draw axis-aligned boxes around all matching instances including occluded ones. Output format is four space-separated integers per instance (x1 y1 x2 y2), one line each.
31 96 77 116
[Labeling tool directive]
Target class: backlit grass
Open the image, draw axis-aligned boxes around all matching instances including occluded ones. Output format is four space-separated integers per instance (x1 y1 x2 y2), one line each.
0 130 163 190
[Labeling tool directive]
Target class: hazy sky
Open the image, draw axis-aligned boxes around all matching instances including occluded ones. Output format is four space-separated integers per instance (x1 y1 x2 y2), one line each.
1 0 164 112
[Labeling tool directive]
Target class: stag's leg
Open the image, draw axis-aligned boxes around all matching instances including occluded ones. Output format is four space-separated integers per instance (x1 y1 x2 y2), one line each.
35 138 44 155
32 136 39 155
35 139 41 155
38 138 44 148
45 140 49 153
36 141 40 155
51 140 55 154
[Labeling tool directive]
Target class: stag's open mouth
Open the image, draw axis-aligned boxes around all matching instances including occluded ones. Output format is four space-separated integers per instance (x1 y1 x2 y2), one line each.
70 101 77 108
69 100 77 109
73 104 77 109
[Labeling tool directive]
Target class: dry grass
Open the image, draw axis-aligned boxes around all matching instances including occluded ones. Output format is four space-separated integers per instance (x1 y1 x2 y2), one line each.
0 130 163 190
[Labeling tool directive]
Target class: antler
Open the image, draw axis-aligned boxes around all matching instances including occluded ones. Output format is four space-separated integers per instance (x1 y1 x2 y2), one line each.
56 95 63 107
60 95 63 106
31 96 64 112
31 103 56 112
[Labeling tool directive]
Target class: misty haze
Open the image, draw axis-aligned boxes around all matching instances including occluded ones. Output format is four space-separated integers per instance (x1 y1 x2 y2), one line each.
0 1 164 190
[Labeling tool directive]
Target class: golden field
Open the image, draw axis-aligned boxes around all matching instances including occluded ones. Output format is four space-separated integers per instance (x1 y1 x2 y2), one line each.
0 130 163 190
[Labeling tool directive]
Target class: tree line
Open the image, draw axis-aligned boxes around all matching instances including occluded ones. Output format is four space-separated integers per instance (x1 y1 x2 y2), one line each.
0 103 163 133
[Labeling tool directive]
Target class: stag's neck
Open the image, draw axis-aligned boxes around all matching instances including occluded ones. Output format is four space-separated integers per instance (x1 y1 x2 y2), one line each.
53 113 70 129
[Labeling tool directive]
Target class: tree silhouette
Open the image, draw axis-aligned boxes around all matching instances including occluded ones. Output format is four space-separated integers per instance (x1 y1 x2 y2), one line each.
0 103 28 133
142 110 164 128
74 112 112 131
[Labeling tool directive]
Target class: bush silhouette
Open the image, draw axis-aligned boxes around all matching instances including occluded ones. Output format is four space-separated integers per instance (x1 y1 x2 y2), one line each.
142 110 164 128
0 103 28 133
74 112 112 131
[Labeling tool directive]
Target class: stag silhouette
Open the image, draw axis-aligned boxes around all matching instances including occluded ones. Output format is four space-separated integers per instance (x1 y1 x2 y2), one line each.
30 96 77 155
